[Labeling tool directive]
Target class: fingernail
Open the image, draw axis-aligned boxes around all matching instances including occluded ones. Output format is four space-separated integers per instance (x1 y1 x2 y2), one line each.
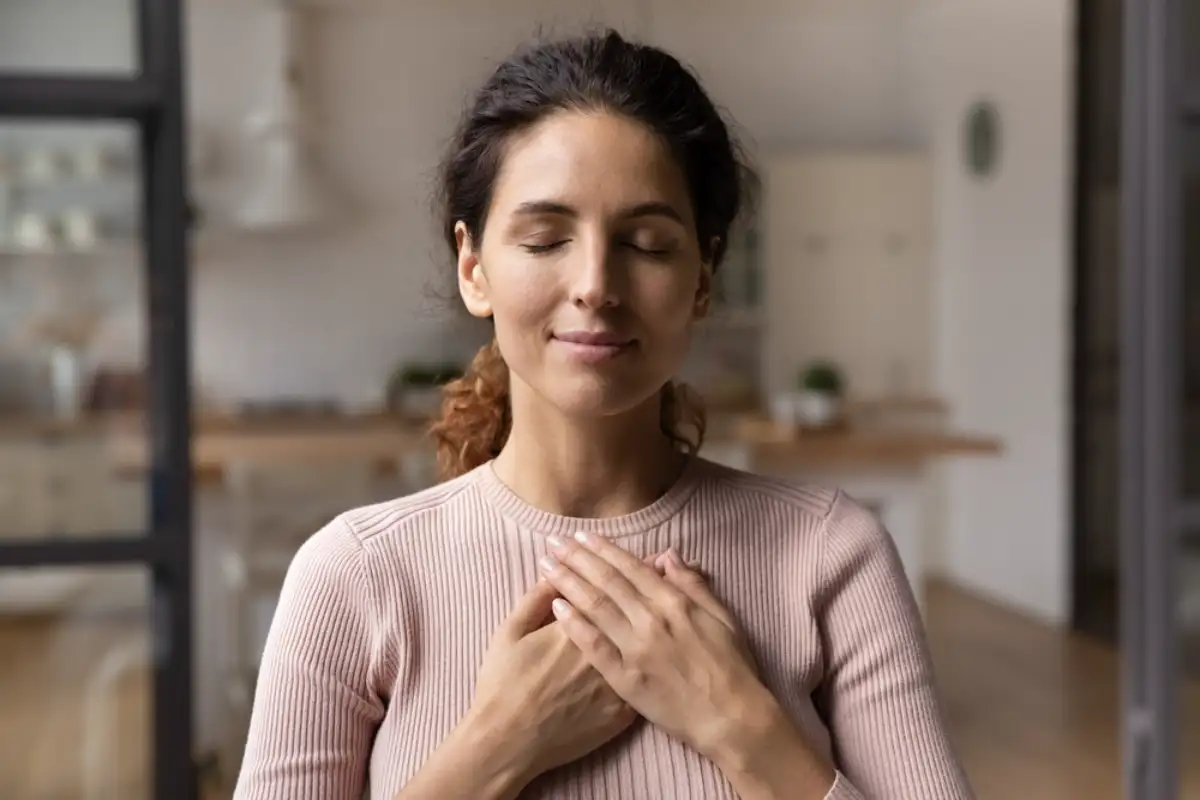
546 535 565 550
539 555 559 573
552 598 572 619
668 548 685 568
573 531 591 545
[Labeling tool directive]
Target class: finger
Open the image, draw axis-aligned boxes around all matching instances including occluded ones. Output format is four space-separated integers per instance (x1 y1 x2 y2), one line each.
661 549 736 627
550 597 624 679
653 550 703 575
499 579 560 642
553 532 671 605
546 535 651 612
540 552 635 642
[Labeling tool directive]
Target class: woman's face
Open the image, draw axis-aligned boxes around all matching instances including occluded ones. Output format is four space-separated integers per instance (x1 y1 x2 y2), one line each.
456 110 711 420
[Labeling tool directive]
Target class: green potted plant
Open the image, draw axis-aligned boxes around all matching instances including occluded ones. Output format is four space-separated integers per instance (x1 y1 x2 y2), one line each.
386 362 464 418
796 360 845 428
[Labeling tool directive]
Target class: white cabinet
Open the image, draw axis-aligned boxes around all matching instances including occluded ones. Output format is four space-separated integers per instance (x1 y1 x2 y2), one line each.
0 430 145 612
0 439 50 537
0 432 144 540
761 152 933 399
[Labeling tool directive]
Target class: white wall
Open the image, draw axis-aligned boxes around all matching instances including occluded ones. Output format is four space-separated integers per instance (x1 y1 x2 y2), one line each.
906 0 1074 624
760 152 934 398
0 0 134 73
650 0 919 152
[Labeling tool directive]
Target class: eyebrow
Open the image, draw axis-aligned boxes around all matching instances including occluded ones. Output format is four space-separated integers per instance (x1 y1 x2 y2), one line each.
512 200 685 225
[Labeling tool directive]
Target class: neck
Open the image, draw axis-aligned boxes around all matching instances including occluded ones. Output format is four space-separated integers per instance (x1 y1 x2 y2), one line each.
492 384 685 519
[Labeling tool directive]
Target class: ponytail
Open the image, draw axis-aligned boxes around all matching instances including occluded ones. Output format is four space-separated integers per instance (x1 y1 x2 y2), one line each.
660 380 707 458
429 341 709 481
429 339 511 481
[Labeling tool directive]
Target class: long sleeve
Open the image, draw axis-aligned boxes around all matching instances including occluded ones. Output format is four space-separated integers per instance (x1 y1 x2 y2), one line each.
233 516 386 800
813 490 975 799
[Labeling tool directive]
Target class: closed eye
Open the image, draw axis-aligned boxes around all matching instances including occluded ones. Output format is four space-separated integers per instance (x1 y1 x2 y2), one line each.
521 241 569 254
521 240 672 256
624 242 673 257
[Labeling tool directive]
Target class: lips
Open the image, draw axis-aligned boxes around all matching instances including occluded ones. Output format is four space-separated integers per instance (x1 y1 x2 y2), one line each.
552 330 635 363
553 331 634 347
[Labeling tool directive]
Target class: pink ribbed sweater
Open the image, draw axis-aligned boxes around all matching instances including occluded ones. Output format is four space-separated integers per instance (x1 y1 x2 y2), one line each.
234 457 973 799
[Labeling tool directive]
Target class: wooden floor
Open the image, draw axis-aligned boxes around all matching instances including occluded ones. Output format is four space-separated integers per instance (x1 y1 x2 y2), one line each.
1 581 1198 799
924 580 1200 799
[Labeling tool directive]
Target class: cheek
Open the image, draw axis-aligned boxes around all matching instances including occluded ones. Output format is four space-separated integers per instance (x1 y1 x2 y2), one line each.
486 263 559 337
638 270 701 324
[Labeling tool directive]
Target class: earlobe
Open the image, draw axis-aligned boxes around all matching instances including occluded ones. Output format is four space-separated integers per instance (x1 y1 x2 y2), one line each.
692 237 721 320
694 262 713 319
456 222 493 318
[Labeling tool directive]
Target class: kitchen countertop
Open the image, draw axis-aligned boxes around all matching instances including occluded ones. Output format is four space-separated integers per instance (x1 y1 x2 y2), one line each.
85 410 1001 481
0 412 143 436
0 408 1002 481
0 409 426 438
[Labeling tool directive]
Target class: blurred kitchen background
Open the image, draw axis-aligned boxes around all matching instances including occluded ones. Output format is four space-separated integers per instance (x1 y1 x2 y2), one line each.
0 0 1198 798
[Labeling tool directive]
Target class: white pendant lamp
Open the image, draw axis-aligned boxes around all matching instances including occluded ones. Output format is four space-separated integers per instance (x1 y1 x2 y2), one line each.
236 0 330 230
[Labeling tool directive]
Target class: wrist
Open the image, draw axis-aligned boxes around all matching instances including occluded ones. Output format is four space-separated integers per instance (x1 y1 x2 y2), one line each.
706 685 835 800
452 705 540 798
703 683 787 769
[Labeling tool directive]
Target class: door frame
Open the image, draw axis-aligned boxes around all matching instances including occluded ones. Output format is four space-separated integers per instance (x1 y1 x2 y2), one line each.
1119 0 1190 796
0 1 195 797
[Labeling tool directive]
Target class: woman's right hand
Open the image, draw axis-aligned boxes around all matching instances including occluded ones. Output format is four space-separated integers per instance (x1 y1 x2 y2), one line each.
466 578 640 783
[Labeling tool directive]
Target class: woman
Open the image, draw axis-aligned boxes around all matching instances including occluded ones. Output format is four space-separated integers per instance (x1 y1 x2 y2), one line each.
235 29 974 800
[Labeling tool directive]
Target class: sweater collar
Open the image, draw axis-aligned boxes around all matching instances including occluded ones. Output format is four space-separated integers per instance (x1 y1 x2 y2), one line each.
471 455 708 538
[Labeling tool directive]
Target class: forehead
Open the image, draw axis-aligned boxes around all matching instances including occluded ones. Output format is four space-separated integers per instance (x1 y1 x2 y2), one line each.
489 111 693 219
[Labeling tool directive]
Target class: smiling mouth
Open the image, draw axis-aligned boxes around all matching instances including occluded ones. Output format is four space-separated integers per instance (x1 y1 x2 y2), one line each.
551 333 636 363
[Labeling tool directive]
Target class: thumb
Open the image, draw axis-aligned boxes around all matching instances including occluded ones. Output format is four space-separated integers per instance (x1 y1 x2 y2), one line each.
500 579 559 642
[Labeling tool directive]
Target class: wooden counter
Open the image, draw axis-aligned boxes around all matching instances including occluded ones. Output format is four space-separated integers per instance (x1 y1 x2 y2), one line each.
0 410 419 437
0 412 142 437
724 417 1002 470
104 414 426 483
91 411 1001 483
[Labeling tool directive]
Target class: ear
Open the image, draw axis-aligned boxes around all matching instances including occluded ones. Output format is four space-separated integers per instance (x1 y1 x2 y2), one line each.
456 221 493 318
693 237 718 320
694 264 712 319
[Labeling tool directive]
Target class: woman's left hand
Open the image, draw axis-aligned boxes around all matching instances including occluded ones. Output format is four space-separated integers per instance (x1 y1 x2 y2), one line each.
538 532 767 759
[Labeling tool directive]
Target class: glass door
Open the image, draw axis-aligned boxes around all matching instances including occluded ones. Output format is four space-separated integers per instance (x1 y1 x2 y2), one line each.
0 1 194 798
1119 0 1199 795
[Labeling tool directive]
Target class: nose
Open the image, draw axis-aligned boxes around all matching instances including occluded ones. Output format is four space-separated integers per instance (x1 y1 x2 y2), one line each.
569 238 622 310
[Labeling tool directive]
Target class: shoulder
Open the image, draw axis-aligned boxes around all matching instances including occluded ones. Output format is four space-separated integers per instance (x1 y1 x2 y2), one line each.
279 471 485 659
693 457 888 548
334 467 482 548
695 456 839 522
285 469 481 592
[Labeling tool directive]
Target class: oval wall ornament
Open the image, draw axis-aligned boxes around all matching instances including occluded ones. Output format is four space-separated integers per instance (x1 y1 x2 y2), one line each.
964 100 1001 178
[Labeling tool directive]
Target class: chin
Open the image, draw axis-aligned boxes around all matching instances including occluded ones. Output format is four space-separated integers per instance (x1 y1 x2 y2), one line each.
542 375 663 420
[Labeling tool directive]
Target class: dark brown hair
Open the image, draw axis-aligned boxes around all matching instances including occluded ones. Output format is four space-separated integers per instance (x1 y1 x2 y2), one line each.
429 29 750 480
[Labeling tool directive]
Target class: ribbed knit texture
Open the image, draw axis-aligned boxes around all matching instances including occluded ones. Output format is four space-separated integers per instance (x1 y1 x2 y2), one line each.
234 457 974 799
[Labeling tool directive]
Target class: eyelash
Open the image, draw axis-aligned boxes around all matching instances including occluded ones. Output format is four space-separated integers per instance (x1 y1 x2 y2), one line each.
520 241 670 256
522 242 566 254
